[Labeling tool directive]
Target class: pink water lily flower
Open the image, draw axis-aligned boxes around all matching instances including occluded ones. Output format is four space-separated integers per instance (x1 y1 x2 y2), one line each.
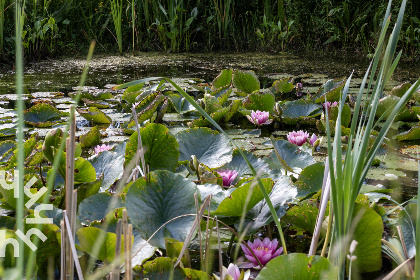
322 101 339 110
217 169 238 186
246 110 272 126
240 237 283 269
287 130 310 146
215 264 250 280
94 144 111 154
309 133 318 146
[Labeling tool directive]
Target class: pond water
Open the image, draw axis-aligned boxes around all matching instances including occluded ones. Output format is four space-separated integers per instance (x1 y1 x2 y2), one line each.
1 51 420 201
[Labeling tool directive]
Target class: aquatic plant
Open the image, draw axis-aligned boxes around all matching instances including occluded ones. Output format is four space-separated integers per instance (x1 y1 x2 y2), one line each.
286 130 309 146
322 101 339 110
240 237 283 269
94 144 112 154
217 169 238 186
214 264 250 280
246 110 272 126
309 133 317 146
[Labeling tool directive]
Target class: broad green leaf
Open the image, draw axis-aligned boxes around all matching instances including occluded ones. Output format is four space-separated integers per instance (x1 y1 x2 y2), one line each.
329 103 352 127
168 94 196 114
176 127 232 168
203 94 222 114
244 176 296 232
42 128 63 163
376 95 414 121
281 100 322 118
395 125 420 141
265 139 316 172
212 69 233 91
272 78 294 94
232 70 260 94
352 203 383 273
212 178 273 216
294 162 325 198
282 200 319 233
140 257 188 280
80 126 101 148
78 193 124 224
90 142 125 191
0 127 16 138
243 92 276 113
24 103 64 127
255 253 336 280
313 78 345 103
397 203 416 259
77 107 112 124
76 227 133 262
126 170 198 248
125 123 179 172
389 82 412 97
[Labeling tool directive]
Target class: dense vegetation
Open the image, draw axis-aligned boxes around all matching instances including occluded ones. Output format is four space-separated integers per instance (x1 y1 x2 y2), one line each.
0 0 420 61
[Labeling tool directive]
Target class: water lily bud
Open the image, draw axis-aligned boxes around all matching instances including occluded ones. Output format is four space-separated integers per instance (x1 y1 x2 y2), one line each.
349 240 358 254
274 103 283 117
189 155 198 172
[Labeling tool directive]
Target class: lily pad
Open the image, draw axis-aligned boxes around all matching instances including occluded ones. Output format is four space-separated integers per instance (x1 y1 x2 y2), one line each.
24 103 65 127
272 78 294 95
255 253 336 280
294 162 325 198
397 203 416 259
90 142 126 191
212 69 233 91
78 193 124 224
125 170 198 248
176 127 232 168
76 227 133 262
0 127 16 138
123 83 145 104
352 203 383 273
376 95 414 121
168 94 196 114
243 92 276 114
389 82 412 98
265 139 316 172
395 125 420 141
80 126 101 148
281 99 322 118
212 178 273 217
232 70 260 94
77 107 112 124
328 103 352 127
313 78 346 103
220 149 270 182
244 176 296 232
282 200 318 233
125 123 179 172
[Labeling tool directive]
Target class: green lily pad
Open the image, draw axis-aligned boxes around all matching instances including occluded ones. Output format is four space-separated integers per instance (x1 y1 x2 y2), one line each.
176 127 232 168
212 69 233 91
0 141 16 162
78 193 124 224
90 142 125 191
352 203 383 273
232 70 260 94
125 170 198 248
212 178 273 217
76 179 102 206
140 257 209 280
389 82 412 98
395 125 420 141
397 203 416 259
328 103 352 127
220 149 270 182
80 126 101 148
214 86 232 105
203 94 222 114
376 95 414 121
243 92 276 114
24 103 65 127
244 176 296 232
77 107 112 124
255 253 336 280
42 128 64 163
123 82 145 104
198 184 235 212
281 99 322 118
265 139 316 172
125 123 179 172
313 78 346 103
272 78 294 95
191 107 230 127
0 127 16 138
294 162 325 198
283 200 318 233
82 98 110 109
168 94 196 114
76 227 133 262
